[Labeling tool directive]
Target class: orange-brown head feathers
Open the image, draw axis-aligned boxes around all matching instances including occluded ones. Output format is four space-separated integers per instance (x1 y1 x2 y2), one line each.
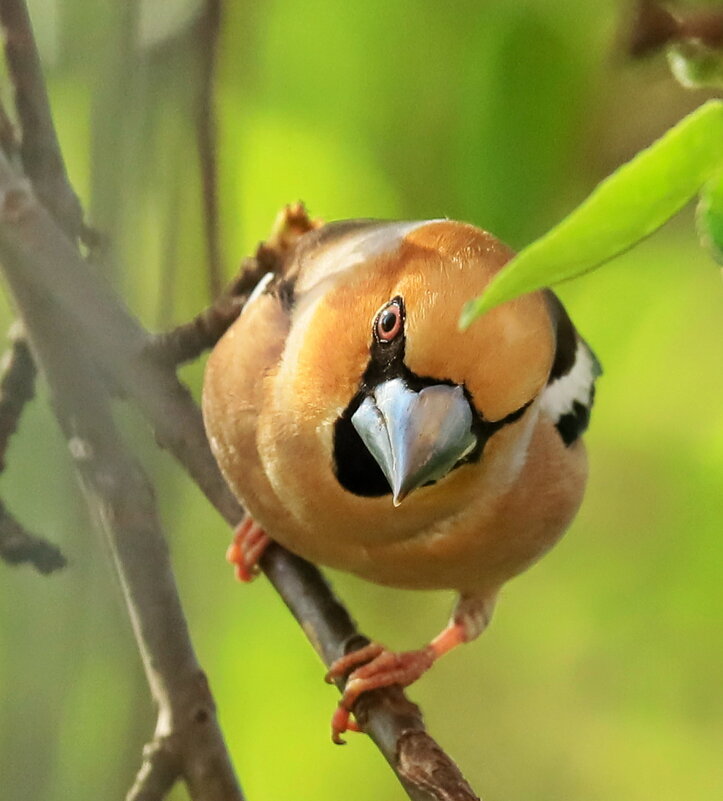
271 220 555 440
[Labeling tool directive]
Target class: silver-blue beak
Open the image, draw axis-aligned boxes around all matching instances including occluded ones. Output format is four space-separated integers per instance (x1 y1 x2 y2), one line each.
350 377 477 506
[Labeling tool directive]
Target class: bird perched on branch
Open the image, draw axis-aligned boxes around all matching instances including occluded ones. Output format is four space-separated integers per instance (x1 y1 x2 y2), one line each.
202 219 601 742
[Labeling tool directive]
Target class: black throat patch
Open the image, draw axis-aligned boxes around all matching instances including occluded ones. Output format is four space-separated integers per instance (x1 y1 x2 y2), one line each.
332 309 532 497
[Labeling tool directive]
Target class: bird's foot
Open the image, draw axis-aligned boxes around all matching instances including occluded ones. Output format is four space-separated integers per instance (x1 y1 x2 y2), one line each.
326 642 436 744
226 517 271 582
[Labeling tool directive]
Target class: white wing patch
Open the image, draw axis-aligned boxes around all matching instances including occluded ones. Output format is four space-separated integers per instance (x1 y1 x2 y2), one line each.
541 340 598 424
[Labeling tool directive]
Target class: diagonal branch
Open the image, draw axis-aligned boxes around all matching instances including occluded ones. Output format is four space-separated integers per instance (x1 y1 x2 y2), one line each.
0 191 244 801
0 2 241 796
0 3 479 796
0 157 479 801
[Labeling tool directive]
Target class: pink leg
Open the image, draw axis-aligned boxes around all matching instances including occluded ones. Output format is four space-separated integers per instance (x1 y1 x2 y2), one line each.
325 594 496 743
226 517 271 582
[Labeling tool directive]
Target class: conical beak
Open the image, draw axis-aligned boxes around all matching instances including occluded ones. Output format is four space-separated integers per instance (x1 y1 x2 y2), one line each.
350 377 477 506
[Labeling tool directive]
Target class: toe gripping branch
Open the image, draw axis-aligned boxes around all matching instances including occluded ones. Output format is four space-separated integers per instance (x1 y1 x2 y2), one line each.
325 623 466 744
226 517 271 582
226 516 481 747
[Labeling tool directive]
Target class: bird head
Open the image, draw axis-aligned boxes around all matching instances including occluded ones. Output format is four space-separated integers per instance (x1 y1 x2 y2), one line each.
260 220 555 513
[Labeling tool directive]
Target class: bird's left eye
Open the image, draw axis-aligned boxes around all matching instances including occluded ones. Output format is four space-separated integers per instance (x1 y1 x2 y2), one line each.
375 298 404 343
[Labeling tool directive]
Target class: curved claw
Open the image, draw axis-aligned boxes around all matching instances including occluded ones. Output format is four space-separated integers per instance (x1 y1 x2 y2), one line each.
331 706 351 745
330 707 363 744
328 644 437 743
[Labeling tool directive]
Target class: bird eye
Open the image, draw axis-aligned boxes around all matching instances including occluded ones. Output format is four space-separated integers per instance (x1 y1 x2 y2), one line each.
375 298 404 343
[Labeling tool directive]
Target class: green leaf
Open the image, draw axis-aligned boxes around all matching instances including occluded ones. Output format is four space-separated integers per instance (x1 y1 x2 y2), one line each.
697 169 723 265
460 99 723 328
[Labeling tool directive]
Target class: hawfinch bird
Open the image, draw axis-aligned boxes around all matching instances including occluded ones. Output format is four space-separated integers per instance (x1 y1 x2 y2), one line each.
203 219 601 742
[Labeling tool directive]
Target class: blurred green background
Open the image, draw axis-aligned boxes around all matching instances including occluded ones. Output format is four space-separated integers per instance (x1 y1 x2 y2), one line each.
1 0 721 799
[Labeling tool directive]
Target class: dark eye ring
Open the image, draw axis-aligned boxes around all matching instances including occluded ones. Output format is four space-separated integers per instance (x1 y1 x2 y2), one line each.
374 297 404 343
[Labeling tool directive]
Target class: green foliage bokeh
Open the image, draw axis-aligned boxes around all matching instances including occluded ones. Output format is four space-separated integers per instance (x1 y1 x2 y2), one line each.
461 100 723 322
0 1 721 800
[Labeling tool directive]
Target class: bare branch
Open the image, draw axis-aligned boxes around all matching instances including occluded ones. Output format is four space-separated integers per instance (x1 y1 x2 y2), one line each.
0 0 84 239
262 547 479 801
0 164 479 801
0 5 477 793
196 0 223 300
0 3 241 792
0 191 244 801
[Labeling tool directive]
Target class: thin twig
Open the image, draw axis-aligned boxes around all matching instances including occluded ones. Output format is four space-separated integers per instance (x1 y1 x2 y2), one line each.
0 321 35 471
148 252 274 366
0 161 480 801
149 202 322 366
196 0 223 300
0 321 66 573
0 0 84 240
0 264 244 801
0 499 65 573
